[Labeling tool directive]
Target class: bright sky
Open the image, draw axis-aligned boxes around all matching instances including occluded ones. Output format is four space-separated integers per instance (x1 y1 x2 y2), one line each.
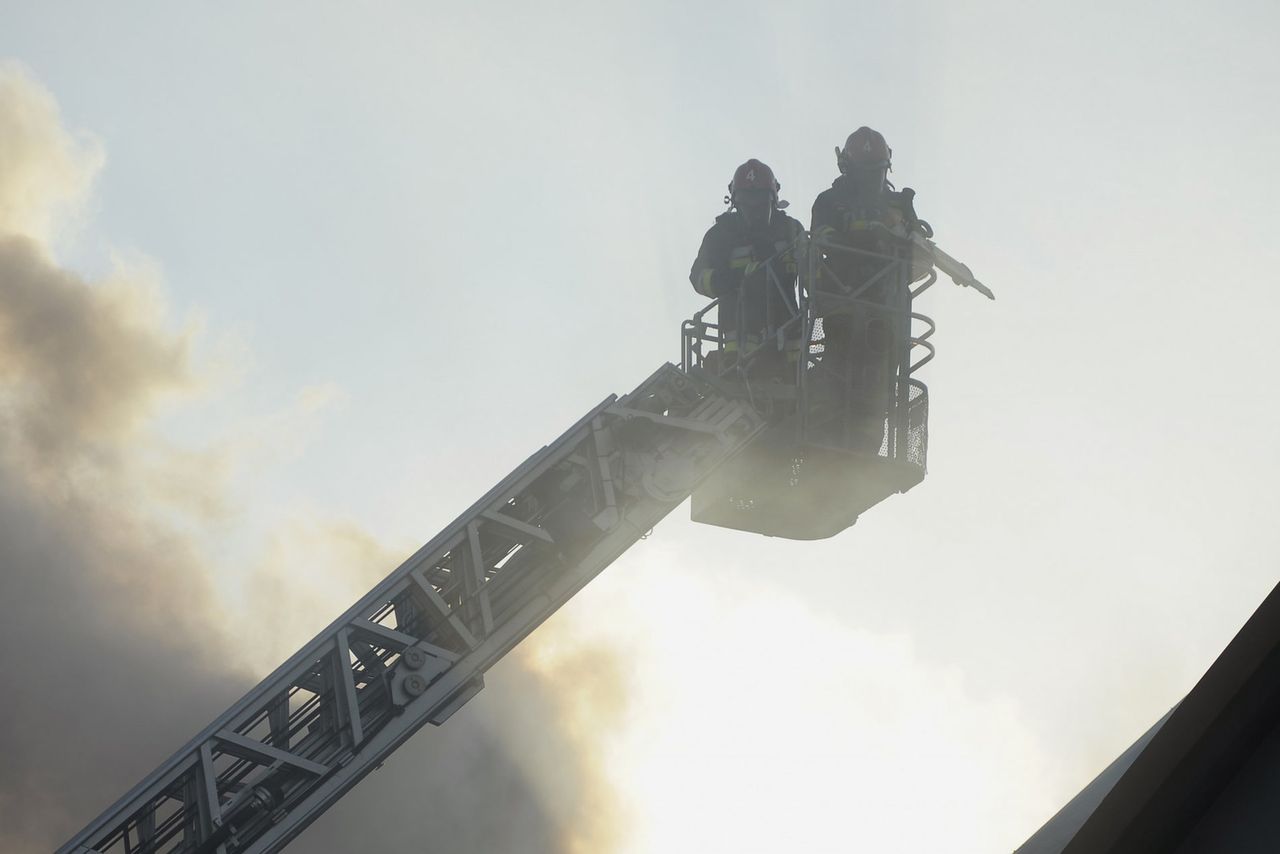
5 1 1280 851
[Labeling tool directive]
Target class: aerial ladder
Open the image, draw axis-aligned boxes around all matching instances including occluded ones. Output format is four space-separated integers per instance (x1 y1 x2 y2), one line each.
59 228 990 854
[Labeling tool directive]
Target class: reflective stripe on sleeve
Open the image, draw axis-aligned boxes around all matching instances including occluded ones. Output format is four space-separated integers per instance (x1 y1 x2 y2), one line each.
694 267 715 297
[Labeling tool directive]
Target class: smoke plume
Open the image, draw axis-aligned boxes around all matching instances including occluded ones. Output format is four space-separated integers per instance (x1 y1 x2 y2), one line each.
0 62 246 851
0 62 624 854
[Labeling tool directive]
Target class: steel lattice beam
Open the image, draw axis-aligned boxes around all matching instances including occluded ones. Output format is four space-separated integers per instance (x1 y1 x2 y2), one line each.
59 364 762 854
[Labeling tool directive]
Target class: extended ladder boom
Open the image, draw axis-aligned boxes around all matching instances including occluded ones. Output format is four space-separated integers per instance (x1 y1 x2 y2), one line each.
61 364 762 854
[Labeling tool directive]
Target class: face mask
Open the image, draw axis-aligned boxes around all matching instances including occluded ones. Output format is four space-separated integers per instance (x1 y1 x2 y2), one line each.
735 189 774 229
847 167 887 196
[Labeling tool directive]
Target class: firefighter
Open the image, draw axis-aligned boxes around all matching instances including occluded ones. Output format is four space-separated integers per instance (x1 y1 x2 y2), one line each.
690 159 804 379
810 127 926 450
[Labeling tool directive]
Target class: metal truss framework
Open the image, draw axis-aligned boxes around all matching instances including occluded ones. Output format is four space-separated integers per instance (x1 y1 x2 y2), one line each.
60 364 763 854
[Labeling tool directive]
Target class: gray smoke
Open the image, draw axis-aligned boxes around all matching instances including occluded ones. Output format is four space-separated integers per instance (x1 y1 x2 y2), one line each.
0 227 251 849
0 63 622 854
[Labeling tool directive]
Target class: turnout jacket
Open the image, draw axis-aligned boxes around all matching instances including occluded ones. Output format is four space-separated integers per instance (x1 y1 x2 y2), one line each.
689 209 803 341
810 176 925 300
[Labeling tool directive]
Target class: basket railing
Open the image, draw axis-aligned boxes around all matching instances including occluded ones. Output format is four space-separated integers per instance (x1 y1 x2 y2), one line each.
682 230 934 471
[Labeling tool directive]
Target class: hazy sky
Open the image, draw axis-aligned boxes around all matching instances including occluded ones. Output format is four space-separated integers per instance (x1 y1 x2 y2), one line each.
4 2 1280 852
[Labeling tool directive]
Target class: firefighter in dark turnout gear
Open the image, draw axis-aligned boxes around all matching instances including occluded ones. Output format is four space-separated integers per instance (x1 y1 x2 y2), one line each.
810 127 928 450
690 159 803 377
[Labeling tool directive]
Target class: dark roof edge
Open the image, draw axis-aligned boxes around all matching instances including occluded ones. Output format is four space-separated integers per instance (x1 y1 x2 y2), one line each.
1061 579 1280 854
1014 707 1174 854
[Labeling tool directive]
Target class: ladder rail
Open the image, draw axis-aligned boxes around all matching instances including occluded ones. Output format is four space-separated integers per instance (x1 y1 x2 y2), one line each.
59 363 764 854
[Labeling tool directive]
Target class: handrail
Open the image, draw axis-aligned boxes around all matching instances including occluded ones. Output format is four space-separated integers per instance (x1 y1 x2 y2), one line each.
682 229 934 471
909 312 937 373
684 231 936 366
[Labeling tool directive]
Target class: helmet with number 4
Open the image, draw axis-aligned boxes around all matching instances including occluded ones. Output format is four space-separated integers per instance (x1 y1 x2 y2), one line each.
727 159 785 228
837 127 892 172
728 159 781 204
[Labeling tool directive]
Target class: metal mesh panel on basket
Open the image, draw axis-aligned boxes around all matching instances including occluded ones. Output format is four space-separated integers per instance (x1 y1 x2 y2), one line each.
905 383 929 469
810 316 826 357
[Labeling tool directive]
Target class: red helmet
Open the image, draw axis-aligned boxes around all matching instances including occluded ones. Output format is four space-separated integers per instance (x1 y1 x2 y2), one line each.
838 127 892 170
728 159 780 202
